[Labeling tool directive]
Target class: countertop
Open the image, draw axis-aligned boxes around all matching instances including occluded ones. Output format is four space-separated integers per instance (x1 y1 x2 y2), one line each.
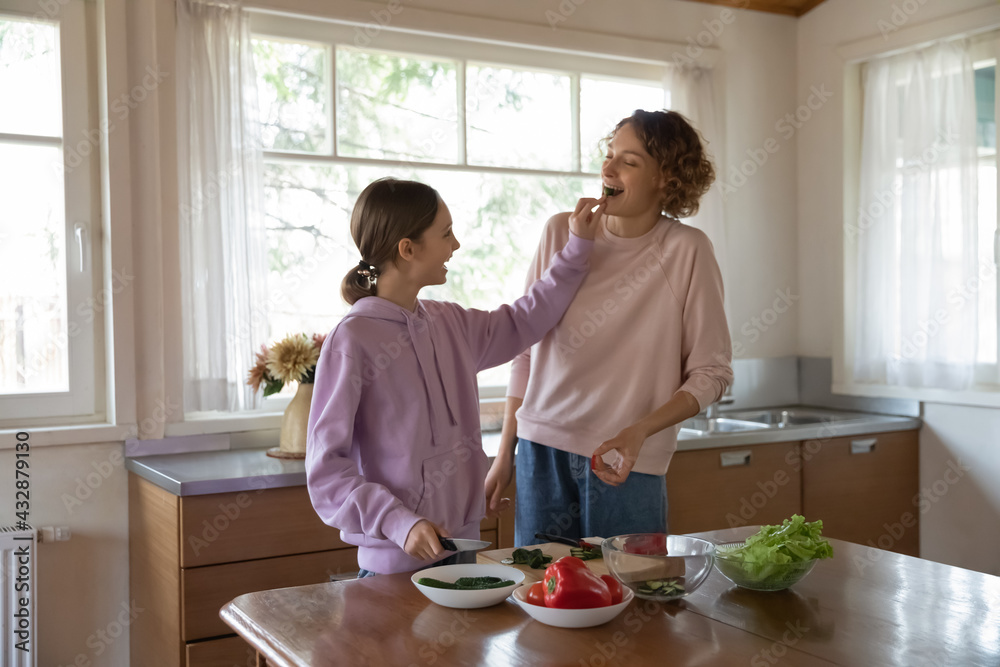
219 528 1000 666
125 406 920 496
674 406 920 451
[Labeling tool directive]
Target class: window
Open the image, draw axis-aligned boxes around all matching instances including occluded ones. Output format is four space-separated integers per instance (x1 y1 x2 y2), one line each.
974 58 997 372
848 34 1000 400
0 0 101 424
249 14 667 396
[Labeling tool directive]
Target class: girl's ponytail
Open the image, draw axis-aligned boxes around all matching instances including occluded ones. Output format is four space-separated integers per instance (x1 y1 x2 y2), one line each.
341 178 440 305
341 262 377 305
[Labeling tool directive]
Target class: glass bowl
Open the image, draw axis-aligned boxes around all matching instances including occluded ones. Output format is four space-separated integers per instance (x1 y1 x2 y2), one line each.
601 534 716 601
713 541 817 591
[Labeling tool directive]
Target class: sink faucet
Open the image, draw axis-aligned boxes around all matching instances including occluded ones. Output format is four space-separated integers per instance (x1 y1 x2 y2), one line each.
705 385 735 419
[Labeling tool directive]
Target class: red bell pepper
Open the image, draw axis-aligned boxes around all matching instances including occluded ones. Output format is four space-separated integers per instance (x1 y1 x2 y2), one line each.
624 534 667 556
601 574 623 604
543 556 613 609
526 581 546 607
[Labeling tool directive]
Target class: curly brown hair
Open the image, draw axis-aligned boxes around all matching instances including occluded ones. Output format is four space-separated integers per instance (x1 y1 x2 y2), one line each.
603 110 715 219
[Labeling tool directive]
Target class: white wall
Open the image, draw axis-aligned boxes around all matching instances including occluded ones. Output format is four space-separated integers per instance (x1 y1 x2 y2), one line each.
0 441 130 667
797 0 1000 575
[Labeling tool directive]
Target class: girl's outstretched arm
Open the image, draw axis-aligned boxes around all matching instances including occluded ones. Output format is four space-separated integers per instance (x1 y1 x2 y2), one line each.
465 198 603 371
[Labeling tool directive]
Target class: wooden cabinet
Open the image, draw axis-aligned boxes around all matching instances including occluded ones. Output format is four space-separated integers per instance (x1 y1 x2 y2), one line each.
802 429 919 556
129 475 351 666
491 476 517 549
129 473 507 666
665 429 920 558
185 637 257 667
666 442 802 535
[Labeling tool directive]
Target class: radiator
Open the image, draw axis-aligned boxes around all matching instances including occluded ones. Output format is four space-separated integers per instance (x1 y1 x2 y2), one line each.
1 526 36 667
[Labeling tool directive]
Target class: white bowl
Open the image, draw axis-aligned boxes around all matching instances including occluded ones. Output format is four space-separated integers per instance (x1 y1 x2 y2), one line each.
411 564 525 609
512 584 634 628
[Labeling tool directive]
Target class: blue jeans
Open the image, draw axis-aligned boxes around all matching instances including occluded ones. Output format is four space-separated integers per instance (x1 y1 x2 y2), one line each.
514 438 668 547
356 549 476 578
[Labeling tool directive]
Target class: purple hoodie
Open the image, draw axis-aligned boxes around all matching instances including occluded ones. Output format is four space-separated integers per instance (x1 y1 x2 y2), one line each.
306 234 593 574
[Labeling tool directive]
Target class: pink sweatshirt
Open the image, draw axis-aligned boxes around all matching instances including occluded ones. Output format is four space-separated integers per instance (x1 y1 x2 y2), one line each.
306 234 593 574
508 214 732 476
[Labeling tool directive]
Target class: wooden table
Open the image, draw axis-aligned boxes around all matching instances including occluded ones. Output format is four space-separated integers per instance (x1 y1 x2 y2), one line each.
220 527 1000 666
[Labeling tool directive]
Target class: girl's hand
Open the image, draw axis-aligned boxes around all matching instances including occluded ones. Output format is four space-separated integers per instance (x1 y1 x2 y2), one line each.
590 425 647 486
403 519 447 561
484 455 514 519
568 196 606 240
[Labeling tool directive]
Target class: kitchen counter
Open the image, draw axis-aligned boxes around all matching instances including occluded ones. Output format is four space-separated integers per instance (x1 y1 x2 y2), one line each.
126 407 920 496
675 406 920 451
125 447 309 496
219 527 1000 666
124 433 503 496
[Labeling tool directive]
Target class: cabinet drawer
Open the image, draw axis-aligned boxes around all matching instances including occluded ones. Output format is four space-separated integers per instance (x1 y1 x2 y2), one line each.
666 442 801 535
183 548 358 641
180 485 346 567
478 475 516 546
802 430 919 556
186 636 256 667
479 529 498 550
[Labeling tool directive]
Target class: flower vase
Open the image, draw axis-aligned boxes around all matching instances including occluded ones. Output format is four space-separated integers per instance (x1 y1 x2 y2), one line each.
267 382 313 459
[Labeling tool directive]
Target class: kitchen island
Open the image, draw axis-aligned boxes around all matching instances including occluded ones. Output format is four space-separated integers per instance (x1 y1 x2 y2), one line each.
219 526 999 667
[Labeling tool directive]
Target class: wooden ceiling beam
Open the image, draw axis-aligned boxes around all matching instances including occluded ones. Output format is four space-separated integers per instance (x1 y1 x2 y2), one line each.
676 0 828 18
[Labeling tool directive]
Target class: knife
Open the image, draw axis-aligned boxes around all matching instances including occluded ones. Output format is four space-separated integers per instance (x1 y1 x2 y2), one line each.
439 537 492 552
534 533 602 550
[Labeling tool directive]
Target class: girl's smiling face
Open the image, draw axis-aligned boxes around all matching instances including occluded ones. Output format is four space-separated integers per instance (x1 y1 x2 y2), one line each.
601 122 666 218
410 199 461 287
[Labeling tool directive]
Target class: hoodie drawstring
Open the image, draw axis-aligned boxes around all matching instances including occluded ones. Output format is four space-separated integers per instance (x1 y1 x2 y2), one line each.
406 311 458 446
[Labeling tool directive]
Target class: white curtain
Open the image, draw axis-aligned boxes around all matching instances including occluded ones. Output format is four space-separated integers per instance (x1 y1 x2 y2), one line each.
665 64 729 310
177 0 268 412
854 40 979 390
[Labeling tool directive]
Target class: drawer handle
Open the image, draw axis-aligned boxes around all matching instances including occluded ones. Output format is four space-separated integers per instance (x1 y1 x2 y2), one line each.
720 451 752 467
851 438 877 454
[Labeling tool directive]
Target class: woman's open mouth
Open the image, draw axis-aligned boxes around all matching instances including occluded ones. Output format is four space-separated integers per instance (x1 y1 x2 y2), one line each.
603 184 624 197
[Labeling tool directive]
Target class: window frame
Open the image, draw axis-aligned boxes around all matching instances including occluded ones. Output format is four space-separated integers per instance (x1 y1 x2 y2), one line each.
246 9 672 411
972 42 999 383
836 15 1000 407
0 0 105 427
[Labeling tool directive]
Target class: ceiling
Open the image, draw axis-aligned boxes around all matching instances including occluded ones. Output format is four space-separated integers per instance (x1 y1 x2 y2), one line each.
679 0 828 17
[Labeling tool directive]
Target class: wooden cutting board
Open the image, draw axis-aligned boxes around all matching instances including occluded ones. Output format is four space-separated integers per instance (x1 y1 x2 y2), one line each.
478 541 687 584
477 542 609 583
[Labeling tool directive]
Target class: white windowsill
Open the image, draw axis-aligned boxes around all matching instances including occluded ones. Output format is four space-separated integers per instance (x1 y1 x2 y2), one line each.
0 391 510 451
164 412 284 437
833 383 1000 409
0 423 138 450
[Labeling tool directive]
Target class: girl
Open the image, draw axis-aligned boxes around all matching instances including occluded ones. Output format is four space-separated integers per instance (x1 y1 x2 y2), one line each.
306 178 603 576
484 110 733 545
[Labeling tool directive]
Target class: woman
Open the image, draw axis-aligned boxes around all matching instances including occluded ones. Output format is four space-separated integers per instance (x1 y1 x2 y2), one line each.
484 110 733 545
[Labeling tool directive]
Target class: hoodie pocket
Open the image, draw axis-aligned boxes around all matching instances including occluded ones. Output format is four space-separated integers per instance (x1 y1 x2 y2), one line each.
413 446 489 529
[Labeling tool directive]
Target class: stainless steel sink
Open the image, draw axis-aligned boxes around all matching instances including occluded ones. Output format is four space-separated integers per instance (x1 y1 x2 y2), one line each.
679 417 771 436
722 408 854 428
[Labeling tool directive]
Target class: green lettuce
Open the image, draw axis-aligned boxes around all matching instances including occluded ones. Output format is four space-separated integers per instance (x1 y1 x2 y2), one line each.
717 515 833 585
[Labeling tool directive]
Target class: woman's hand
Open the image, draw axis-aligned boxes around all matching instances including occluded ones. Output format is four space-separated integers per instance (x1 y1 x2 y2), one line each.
568 195 606 240
484 455 514 519
403 519 447 561
590 425 647 486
